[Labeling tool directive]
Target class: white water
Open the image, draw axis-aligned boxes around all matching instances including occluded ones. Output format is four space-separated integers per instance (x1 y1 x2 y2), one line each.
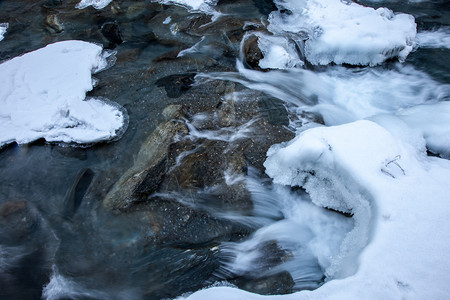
417 28 450 49
216 172 353 289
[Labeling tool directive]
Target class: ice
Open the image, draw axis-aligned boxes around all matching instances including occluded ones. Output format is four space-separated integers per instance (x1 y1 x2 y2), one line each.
0 40 127 147
417 28 450 49
264 0 416 66
181 120 450 299
76 0 112 9
255 33 304 69
0 23 7 42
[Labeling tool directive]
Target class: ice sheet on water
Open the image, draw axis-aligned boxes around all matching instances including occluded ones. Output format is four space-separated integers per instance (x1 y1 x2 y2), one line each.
76 0 112 9
417 28 450 49
182 120 450 299
263 0 416 66
0 40 127 147
0 23 7 42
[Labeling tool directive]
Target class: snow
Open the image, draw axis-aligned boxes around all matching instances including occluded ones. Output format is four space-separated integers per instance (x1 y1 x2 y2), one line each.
0 23 7 42
0 40 127 147
417 28 450 49
157 0 218 15
181 120 450 300
76 0 112 9
265 0 416 66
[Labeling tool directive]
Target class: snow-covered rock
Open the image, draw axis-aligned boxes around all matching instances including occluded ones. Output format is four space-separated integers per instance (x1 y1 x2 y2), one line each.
264 0 416 67
181 120 450 300
76 0 112 9
0 40 127 147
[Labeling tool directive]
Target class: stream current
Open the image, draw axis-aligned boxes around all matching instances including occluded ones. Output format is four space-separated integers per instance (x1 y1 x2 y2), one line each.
0 0 449 299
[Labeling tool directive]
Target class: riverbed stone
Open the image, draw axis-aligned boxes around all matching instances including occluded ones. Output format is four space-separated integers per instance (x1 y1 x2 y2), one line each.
103 105 188 211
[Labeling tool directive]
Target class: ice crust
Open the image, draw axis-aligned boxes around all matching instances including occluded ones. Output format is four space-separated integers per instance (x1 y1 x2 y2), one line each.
181 120 450 299
263 0 416 66
0 23 8 42
157 0 218 15
76 0 112 9
0 40 127 147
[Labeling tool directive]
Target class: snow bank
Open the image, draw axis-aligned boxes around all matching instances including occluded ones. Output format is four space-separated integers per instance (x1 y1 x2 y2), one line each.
417 28 450 49
76 0 112 9
0 40 127 147
0 23 7 42
264 0 416 66
181 120 450 299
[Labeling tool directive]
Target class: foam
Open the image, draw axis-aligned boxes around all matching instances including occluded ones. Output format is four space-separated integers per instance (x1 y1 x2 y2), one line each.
264 0 416 66
0 40 127 147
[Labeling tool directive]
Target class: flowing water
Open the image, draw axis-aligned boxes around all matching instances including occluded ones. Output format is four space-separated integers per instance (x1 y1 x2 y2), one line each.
0 0 449 299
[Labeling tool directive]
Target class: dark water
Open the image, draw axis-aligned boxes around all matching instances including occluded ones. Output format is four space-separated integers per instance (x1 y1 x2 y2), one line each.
0 0 449 299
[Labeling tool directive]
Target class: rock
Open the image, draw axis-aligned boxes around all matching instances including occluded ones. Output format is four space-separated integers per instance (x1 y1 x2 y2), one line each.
101 21 123 46
143 196 250 246
0 200 39 243
253 0 278 16
243 35 264 70
235 271 295 295
103 105 188 211
0 200 56 300
216 98 236 127
258 95 290 126
44 14 64 33
155 73 196 98
126 3 148 19
43 0 62 8
62 168 94 219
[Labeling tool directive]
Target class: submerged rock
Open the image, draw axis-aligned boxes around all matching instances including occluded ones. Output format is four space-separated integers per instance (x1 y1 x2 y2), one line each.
101 21 123 46
44 14 64 33
0 200 57 300
103 105 188 211
155 73 197 98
